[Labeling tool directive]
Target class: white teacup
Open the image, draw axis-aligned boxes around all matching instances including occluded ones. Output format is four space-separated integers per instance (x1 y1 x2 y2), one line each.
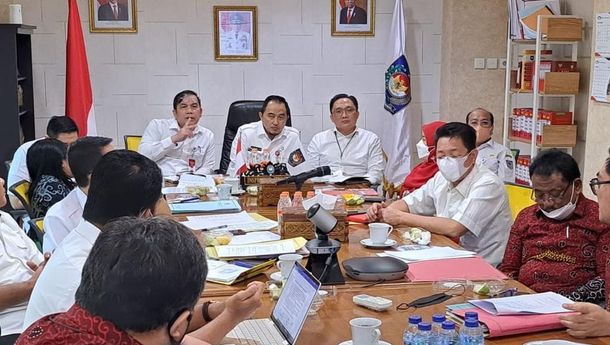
276 253 303 278
368 223 394 245
225 177 241 194
350 317 381 345
217 184 232 200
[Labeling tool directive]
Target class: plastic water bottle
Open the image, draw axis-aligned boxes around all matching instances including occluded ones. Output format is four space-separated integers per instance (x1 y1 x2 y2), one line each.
438 321 458 345
459 318 484 345
277 192 292 234
464 311 479 321
292 191 303 208
412 322 432 345
431 313 446 343
402 314 422 345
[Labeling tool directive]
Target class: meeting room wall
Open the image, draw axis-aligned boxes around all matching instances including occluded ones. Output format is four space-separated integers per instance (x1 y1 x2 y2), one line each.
3 0 442 167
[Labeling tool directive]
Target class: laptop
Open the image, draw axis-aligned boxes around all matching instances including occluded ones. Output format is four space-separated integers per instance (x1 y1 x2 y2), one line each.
223 262 321 345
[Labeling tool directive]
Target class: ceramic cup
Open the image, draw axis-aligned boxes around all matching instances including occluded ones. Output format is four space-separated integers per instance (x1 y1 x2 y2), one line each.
225 177 241 194
350 317 381 345
368 223 394 245
217 184 232 200
276 253 303 279
9 4 22 24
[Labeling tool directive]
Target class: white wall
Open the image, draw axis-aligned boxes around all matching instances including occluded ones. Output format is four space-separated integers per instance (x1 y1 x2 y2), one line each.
24 0 442 166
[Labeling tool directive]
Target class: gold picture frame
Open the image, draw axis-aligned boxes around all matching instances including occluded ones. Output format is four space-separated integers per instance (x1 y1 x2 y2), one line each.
213 6 258 61
331 0 375 36
89 0 137 33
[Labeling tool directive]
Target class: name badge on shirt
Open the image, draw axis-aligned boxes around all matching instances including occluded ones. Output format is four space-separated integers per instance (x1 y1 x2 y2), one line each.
288 149 305 167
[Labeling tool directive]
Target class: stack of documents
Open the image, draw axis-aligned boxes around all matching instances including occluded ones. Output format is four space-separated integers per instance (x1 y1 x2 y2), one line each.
405 256 508 282
177 174 217 192
470 291 572 315
181 211 278 232
383 246 476 262
205 237 307 260
169 199 241 214
206 259 275 285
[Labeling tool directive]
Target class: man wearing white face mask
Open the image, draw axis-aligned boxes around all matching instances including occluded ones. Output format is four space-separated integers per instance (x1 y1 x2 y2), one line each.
367 122 512 266
499 150 610 303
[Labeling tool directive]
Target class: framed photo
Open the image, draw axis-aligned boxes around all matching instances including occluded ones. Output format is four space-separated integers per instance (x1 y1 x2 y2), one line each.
332 0 375 36
89 0 137 33
214 6 258 61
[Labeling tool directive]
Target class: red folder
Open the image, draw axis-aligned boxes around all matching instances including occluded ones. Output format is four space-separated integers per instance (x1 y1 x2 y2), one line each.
346 214 369 223
406 256 508 282
452 307 573 338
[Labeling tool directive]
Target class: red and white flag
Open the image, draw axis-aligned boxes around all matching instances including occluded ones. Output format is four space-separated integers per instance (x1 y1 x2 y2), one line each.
233 135 247 176
66 0 96 136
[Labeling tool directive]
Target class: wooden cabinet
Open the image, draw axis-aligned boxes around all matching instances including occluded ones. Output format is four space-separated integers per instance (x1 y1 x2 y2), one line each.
0 24 36 181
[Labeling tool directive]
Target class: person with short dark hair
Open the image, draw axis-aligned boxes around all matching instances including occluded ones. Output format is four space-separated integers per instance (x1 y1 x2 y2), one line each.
499 149 610 303
43 136 114 252
339 0 367 24
26 138 75 218
367 122 512 265
227 95 311 176
7 116 78 209
0 177 48 345
466 108 515 182
97 0 128 21
139 90 216 176
307 93 384 184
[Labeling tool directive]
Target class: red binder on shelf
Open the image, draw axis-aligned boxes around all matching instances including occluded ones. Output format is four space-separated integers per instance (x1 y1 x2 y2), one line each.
406 256 508 282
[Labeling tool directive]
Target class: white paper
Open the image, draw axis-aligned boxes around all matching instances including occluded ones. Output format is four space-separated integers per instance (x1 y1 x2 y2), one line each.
302 194 337 210
229 231 281 245
177 174 217 192
596 13 610 54
591 55 610 103
182 211 278 232
215 241 295 258
384 246 476 262
206 259 249 283
470 291 572 315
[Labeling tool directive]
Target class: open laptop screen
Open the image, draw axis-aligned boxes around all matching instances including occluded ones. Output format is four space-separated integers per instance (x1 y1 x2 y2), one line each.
271 262 320 344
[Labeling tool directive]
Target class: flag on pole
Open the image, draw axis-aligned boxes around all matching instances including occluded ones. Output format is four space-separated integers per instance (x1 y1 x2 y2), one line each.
233 135 247 176
382 0 411 194
66 0 96 136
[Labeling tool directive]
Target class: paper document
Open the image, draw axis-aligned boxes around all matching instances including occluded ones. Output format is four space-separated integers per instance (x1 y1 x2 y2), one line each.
215 239 297 258
470 291 572 315
169 200 241 214
302 193 337 210
177 174 217 192
206 260 249 283
182 211 278 232
384 246 476 262
229 231 281 245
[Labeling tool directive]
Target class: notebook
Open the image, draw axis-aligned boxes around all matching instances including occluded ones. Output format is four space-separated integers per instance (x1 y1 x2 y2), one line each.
223 262 320 345
169 199 241 214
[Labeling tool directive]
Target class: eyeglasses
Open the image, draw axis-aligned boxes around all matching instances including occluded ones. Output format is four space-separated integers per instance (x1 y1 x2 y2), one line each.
332 107 357 117
530 183 571 202
468 119 493 128
589 178 610 196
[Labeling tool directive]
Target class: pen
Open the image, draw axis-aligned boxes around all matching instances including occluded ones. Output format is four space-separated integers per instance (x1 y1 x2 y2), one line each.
201 225 228 232
566 225 570 239
179 196 200 203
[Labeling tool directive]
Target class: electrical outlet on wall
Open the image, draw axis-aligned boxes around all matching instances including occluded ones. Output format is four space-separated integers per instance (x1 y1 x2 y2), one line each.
474 58 485 70
499 58 507 69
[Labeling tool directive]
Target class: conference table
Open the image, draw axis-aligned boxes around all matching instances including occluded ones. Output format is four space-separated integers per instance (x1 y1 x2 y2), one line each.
176 193 610 344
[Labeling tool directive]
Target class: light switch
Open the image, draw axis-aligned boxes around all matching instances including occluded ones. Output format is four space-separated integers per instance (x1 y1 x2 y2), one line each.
499 58 507 69
486 58 498 69
474 58 485 70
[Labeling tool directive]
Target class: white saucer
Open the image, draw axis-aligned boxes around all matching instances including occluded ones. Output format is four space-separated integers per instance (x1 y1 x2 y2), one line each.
360 238 397 248
270 271 284 282
338 341 391 345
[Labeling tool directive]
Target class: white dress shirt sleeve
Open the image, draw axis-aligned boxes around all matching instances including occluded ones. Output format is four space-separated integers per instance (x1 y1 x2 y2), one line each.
403 175 438 216
7 144 30 191
306 135 323 168
138 120 176 162
450 177 507 237
497 148 516 183
226 128 242 176
364 135 385 185
42 212 65 253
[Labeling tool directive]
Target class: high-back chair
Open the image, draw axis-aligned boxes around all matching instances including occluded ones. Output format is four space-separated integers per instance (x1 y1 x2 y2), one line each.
217 100 293 174
8 180 35 218
123 135 142 152
505 183 536 220
28 217 44 252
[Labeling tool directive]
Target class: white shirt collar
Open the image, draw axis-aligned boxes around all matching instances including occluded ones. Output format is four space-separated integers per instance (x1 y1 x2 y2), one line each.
168 118 200 135
333 127 358 138
75 188 87 208
256 121 285 141
453 164 479 196
74 220 101 246
478 139 493 150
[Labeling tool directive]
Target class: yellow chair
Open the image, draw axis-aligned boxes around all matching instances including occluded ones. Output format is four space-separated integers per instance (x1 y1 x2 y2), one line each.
505 183 536 220
27 218 44 252
124 135 142 152
9 180 35 218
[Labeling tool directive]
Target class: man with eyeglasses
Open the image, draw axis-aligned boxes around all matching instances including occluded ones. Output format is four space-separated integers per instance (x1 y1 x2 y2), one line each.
499 149 610 305
466 108 515 183
307 94 384 184
227 95 311 176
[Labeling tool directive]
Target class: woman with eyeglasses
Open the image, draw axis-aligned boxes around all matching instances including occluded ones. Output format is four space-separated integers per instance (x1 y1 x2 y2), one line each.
466 108 516 183
559 150 610 338
498 149 610 306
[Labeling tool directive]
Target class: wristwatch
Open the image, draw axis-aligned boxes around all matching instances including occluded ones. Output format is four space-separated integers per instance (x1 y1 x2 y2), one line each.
201 300 215 322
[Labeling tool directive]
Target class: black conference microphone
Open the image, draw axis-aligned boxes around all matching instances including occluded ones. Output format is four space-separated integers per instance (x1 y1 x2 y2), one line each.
276 166 331 187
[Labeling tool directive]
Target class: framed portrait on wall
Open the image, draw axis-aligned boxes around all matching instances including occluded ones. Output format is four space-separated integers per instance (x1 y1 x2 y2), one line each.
332 0 375 36
214 6 258 61
89 0 137 33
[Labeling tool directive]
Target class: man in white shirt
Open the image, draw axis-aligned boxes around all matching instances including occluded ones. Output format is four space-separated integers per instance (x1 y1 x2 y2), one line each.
23 150 264 344
7 116 79 209
43 137 114 253
139 90 216 176
466 108 515 183
307 94 384 184
367 122 512 266
227 95 311 176
0 177 48 343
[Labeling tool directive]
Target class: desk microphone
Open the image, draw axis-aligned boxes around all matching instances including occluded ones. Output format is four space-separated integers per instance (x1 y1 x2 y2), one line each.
276 166 331 187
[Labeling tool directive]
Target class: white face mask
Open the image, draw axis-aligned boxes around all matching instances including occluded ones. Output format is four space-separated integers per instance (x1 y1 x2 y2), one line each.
416 139 429 159
539 182 578 220
437 154 472 183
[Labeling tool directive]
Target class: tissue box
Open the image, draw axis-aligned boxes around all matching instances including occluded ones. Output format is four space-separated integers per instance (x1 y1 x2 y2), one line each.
280 207 349 242
242 174 288 187
257 177 314 207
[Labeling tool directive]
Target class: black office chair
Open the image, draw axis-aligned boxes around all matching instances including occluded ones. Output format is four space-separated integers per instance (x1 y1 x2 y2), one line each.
217 100 292 174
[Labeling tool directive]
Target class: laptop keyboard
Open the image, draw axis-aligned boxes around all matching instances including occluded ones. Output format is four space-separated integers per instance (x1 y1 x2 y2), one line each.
228 319 286 345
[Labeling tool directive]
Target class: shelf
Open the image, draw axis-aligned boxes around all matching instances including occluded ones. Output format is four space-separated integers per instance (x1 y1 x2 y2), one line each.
511 39 580 45
509 89 576 97
509 124 577 148
18 110 28 116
